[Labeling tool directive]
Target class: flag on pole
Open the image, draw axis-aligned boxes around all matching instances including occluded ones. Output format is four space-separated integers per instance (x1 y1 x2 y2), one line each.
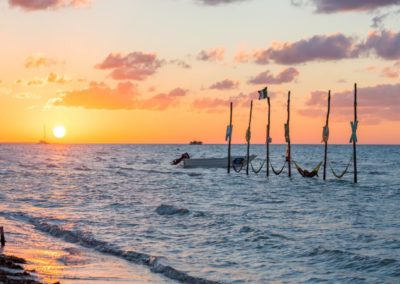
258 87 268 100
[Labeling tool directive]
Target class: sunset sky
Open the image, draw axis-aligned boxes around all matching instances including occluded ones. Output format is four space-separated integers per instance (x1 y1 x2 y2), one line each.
0 0 399 144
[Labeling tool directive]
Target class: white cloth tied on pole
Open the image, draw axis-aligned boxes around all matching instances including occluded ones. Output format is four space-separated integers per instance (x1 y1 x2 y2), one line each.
322 125 329 143
225 125 233 141
246 128 251 143
349 120 358 143
284 123 290 143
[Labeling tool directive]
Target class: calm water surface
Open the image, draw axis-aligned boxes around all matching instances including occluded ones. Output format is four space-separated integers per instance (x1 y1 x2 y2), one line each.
0 144 399 283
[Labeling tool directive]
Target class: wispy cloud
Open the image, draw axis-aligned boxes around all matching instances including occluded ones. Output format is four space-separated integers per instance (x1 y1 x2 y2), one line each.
248 67 299 84
197 47 225 62
25 54 58 68
196 0 249 6
209 79 239 90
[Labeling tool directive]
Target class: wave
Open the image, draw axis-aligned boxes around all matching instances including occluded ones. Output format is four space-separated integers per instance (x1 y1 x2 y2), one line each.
1 211 220 284
303 246 400 275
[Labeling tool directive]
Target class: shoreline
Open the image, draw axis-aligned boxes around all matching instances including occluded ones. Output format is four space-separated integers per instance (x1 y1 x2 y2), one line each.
0 216 173 284
0 253 43 284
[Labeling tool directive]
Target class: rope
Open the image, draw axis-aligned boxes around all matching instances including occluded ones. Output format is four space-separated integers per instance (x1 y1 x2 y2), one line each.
329 156 353 179
233 163 244 173
293 160 323 178
270 161 286 175
250 159 266 174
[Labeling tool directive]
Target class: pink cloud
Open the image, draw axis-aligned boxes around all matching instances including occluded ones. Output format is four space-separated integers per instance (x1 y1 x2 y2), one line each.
305 0 400 13
253 34 359 65
197 47 225 62
361 30 400 60
209 79 239 90
96 52 163 81
9 0 89 11
301 83 400 122
248 67 299 84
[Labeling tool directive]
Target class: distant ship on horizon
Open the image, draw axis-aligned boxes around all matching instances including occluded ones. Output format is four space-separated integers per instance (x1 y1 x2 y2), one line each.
189 140 203 145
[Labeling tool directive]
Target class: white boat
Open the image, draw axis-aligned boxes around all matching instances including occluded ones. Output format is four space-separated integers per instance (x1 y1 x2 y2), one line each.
182 155 257 169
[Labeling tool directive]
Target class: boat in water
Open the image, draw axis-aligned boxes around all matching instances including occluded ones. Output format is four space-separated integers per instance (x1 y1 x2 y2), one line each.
38 124 49 144
182 155 256 168
189 141 203 145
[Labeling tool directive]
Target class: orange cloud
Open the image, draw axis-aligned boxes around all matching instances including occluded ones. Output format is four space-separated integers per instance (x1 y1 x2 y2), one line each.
52 82 187 110
24 54 58 68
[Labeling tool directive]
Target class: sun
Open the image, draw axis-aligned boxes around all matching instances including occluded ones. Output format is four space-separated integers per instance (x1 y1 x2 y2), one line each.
53 125 66 139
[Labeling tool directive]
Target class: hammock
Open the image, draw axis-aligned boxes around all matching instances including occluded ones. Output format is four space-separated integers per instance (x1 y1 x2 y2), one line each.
293 161 323 178
250 159 266 174
329 156 353 179
270 161 287 175
232 157 245 173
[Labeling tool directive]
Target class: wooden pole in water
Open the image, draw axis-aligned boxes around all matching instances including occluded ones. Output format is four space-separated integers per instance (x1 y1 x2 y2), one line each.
287 91 291 177
323 91 331 181
266 97 271 177
246 100 253 175
227 102 233 174
0 226 5 247
353 83 358 183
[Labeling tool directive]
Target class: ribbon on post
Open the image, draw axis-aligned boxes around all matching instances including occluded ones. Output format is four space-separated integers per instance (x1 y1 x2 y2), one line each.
225 125 233 141
322 125 329 143
267 136 272 143
284 123 290 143
349 120 358 143
246 128 251 143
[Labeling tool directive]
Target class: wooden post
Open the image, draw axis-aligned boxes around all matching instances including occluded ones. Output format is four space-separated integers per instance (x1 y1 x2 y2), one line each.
246 100 253 175
353 83 358 183
266 97 271 177
323 91 331 180
227 102 233 173
0 226 5 247
287 91 291 177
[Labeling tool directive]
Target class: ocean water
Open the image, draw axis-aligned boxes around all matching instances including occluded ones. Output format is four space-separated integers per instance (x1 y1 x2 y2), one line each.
0 144 399 283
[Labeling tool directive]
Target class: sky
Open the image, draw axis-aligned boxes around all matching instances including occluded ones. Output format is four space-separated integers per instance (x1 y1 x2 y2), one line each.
0 0 399 144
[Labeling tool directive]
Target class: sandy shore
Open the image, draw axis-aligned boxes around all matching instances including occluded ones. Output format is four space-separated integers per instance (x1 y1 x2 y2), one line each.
0 253 43 284
0 217 173 284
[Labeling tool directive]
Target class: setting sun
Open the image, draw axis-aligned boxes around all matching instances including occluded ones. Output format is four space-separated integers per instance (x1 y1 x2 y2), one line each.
53 126 66 139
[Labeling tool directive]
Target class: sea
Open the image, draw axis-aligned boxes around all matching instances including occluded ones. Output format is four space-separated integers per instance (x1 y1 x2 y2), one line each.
0 144 399 283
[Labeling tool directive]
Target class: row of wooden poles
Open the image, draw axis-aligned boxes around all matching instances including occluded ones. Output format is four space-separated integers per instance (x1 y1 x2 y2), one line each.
227 84 358 183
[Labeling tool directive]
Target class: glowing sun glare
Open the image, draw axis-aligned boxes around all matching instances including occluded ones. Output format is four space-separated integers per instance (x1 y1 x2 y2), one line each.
53 125 66 139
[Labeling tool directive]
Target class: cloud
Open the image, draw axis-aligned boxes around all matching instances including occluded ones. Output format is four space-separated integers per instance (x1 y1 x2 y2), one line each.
248 67 299 84
360 30 400 60
192 93 248 112
27 78 45 86
139 88 188 110
48 72 71 84
52 82 186 110
209 79 239 90
197 47 225 62
9 0 90 11
170 59 191 69
297 0 400 13
96 52 163 81
253 34 359 65
196 0 249 5
25 54 58 68
301 83 400 122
